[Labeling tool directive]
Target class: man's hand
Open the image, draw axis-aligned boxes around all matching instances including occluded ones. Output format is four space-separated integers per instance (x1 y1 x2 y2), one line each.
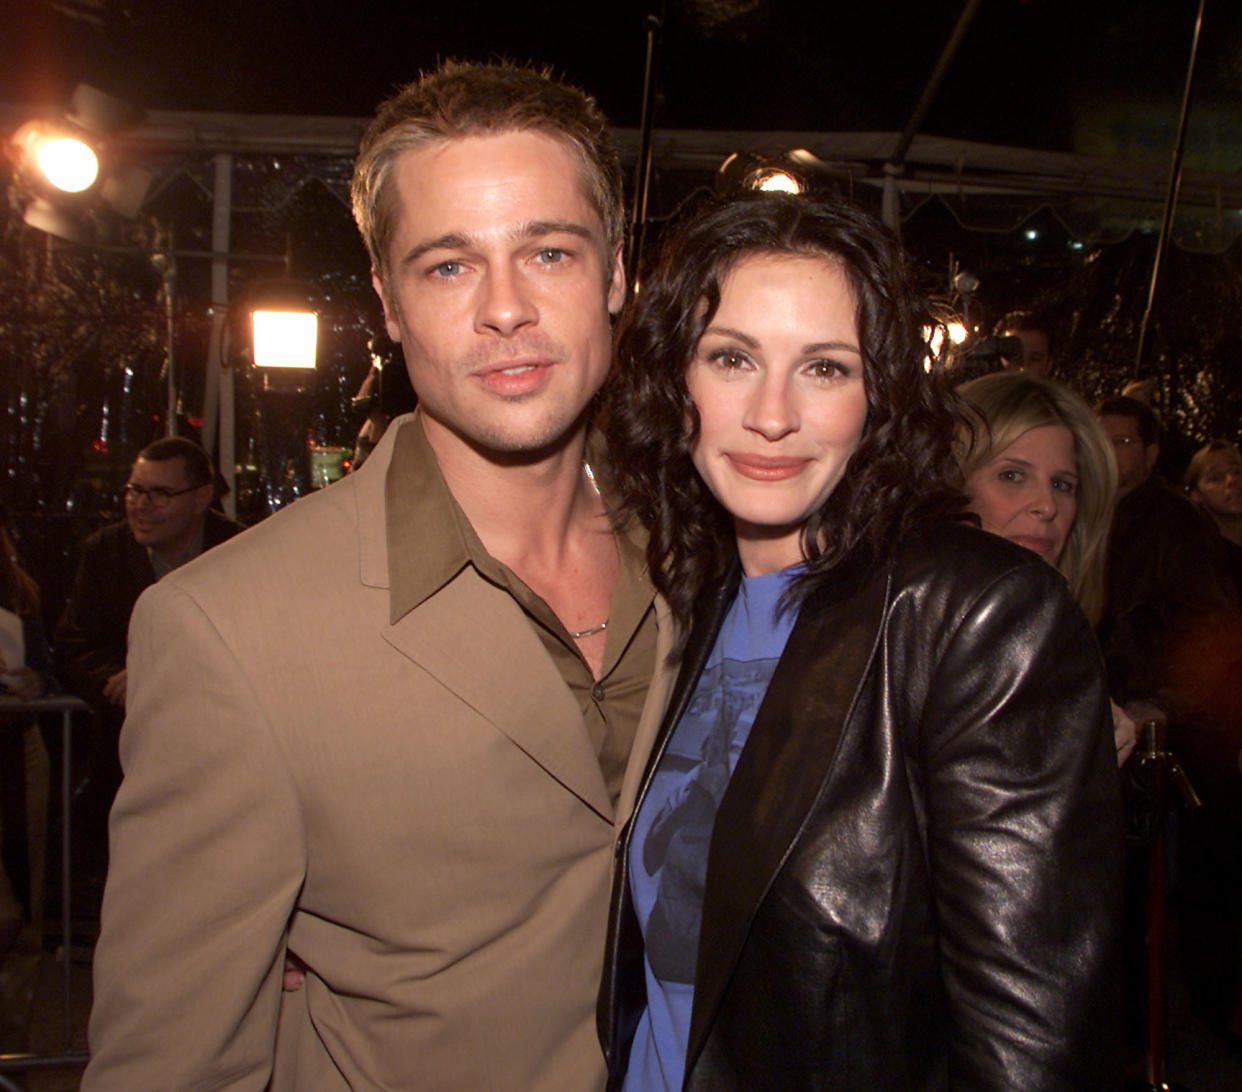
283 951 307 991
1109 700 1138 768
103 668 128 707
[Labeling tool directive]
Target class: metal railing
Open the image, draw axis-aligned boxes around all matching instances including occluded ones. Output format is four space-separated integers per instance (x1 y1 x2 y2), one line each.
0 695 92 1088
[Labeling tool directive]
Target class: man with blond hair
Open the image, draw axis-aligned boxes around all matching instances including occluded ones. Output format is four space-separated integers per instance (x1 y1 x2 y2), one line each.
85 61 672 1091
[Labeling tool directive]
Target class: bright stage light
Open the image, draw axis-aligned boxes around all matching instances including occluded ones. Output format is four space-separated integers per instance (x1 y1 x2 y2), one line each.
253 309 319 369
924 320 969 372
36 135 99 193
718 151 812 198
8 89 151 243
13 121 100 193
753 169 802 194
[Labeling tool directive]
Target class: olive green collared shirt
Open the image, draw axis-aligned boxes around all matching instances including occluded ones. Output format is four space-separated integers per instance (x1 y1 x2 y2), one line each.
385 417 657 808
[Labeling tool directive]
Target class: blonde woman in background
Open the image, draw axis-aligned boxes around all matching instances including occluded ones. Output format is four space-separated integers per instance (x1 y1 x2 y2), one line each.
956 371 1137 765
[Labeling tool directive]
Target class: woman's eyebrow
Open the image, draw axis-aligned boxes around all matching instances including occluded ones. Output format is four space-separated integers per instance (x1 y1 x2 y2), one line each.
700 326 758 348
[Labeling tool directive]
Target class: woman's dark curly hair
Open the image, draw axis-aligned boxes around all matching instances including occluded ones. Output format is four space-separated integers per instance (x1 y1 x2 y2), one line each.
606 191 966 634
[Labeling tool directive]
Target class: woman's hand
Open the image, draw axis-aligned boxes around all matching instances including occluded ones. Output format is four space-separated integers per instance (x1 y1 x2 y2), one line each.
1109 700 1138 767
1112 700 1137 770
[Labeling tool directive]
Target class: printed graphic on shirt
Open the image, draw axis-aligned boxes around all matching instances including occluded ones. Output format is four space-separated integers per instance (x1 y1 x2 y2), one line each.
640 653 781 983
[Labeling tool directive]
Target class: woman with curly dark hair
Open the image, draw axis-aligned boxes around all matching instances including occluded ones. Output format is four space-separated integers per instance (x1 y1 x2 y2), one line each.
598 192 1123 1090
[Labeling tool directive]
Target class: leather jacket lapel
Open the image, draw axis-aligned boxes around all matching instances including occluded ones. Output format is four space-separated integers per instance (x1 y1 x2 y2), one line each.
685 558 893 1076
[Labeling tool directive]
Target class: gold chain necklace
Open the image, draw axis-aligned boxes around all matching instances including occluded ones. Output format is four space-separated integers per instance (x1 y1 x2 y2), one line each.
569 460 608 639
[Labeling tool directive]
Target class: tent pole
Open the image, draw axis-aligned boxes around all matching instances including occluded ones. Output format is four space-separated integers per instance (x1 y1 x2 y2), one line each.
882 0 984 233
208 153 237 518
1135 0 1207 378
627 7 666 281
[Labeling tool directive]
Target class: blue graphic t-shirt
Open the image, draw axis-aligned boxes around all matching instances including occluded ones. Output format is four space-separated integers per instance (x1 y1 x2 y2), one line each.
622 566 801 1091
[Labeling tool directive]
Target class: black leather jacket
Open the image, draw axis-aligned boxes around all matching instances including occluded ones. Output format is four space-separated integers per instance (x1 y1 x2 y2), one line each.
600 522 1123 1090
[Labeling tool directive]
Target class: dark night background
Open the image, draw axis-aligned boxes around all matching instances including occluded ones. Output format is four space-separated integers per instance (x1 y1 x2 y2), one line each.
5 0 1240 149
3 0 1242 627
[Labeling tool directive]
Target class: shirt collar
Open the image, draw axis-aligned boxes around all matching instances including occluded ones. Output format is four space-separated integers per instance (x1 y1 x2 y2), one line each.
383 412 650 626
385 413 487 624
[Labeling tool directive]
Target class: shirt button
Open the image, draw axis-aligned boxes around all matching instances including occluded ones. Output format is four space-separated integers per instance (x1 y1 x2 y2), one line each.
591 683 606 702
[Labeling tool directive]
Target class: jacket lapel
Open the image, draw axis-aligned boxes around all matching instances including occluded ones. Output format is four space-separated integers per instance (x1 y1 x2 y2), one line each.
685 557 893 1073
383 566 614 821
355 414 613 822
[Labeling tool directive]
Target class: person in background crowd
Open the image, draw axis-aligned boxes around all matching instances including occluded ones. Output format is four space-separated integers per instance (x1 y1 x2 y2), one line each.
348 334 418 472
1186 439 1242 588
1183 438 1242 1043
1097 396 1242 1051
84 61 673 1091
600 192 1121 1090
995 307 1054 377
956 370 1136 765
56 436 242 716
53 436 242 901
1118 376 1197 484
1095 396 1236 733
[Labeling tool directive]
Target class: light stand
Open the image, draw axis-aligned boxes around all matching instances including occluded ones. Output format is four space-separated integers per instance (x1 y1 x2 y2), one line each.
1136 717 1202 1092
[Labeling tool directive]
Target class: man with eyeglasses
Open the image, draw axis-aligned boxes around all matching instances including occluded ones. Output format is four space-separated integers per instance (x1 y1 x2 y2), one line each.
1095 394 1238 1062
57 437 243 714
1096 394 1237 731
54 437 243 902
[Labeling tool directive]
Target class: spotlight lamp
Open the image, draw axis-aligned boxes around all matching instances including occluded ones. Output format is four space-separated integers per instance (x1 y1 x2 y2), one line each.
247 279 320 390
718 147 855 199
8 122 96 243
15 124 99 193
252 309 318 369
923 307 970 373
7 85 151 244
753 168 802 194
718 151 804 196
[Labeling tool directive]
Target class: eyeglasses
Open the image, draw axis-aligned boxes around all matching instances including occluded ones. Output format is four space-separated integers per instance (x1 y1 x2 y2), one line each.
124 483 199 508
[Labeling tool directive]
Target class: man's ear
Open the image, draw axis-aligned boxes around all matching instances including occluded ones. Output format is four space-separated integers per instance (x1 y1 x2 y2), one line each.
1145 441 1161 476
606 243 626 317
372 271 402 342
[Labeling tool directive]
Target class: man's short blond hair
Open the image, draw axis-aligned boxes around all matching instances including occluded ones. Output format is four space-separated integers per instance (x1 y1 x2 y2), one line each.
351 60 624 283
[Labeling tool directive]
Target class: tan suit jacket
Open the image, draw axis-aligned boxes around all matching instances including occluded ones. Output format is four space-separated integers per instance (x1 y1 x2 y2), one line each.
84 418 675 1091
